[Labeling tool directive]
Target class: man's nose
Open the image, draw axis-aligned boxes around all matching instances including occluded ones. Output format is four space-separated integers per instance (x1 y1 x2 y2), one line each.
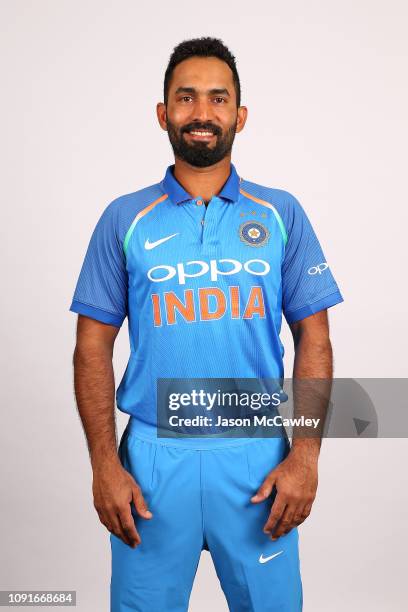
191 97 213 122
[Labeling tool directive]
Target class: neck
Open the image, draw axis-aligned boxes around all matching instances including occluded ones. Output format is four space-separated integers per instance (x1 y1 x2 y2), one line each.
173 156 232 202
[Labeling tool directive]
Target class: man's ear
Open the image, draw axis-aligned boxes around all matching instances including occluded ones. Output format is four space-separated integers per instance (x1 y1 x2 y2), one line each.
235 106 248 134
156 102 167 131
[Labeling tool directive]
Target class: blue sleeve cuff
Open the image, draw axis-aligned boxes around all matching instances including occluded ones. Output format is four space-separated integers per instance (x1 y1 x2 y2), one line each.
284 290 344 324
69 300 126 327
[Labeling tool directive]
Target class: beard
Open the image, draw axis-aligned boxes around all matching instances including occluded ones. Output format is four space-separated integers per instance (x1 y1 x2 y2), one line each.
166 116 237 168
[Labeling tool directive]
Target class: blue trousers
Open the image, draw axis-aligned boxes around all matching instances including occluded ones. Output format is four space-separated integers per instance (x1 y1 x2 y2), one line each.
110 418 303 611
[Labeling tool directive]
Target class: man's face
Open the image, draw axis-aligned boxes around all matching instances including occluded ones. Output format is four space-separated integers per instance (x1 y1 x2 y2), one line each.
160 57 245 167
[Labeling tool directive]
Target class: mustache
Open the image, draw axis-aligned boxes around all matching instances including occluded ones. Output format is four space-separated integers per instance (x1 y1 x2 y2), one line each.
181 123 222 136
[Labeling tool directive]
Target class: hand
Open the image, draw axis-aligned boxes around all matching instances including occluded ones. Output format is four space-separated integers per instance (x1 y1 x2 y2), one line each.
92 459 152 548
251 449 318 540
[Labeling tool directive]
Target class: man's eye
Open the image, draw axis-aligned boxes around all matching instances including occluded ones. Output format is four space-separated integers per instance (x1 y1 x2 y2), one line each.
181 96 193 102
214 97 226 103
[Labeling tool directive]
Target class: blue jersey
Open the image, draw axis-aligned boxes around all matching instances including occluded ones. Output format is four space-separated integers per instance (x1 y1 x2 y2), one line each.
70 163 344 427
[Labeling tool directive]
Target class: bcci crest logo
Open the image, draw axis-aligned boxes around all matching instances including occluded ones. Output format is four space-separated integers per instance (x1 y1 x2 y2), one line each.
239 221 270 247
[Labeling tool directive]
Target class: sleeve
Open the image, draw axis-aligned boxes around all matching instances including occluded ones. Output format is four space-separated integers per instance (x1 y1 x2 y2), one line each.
282 195 344 324
69 200 128 327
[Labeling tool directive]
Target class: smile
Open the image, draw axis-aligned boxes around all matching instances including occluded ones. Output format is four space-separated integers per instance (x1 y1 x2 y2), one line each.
190 130 213 136
186 130 216 141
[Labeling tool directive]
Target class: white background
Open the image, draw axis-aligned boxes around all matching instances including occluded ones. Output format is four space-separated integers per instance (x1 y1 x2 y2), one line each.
1 0 407 610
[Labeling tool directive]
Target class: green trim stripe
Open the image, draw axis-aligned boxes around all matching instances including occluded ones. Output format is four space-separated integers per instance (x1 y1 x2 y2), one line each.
123 193 168 256
271 208 288 245
123 217 138 255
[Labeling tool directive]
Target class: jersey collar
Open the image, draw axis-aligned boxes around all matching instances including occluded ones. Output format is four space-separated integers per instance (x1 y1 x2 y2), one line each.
161 162 241 205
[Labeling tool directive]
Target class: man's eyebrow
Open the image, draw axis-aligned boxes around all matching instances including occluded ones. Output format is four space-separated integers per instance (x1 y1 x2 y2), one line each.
174 86 231 96
210 88 230 96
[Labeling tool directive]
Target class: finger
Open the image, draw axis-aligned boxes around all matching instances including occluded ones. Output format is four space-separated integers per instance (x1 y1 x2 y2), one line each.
251 473 277 503
271 504 296 540
132 486 153 519
95 502 139 547
291 501 307 526
294 501 313 526
102 502 138 547
118 508 141 548
263 496 286 534
292 510 306 527
110 513 137 547
95 507 114 533
303 501 313 517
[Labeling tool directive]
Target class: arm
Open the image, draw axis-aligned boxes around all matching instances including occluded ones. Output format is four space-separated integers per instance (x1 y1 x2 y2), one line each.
251 309 332 539
73 314 152 548
73 314 120 465
290 307 332 458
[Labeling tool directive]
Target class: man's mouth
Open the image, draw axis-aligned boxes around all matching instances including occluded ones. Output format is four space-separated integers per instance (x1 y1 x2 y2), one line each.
185 129 216 142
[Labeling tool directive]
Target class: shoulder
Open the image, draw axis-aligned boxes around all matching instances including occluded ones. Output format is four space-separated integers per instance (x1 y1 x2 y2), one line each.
96 181 165 242
240 177 307 234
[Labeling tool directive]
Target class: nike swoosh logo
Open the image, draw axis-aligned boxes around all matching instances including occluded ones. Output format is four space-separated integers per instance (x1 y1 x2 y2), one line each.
259 551 283 564
144 233 179 250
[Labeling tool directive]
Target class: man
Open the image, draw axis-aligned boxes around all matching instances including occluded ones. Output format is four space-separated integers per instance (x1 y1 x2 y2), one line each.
70 37 344 611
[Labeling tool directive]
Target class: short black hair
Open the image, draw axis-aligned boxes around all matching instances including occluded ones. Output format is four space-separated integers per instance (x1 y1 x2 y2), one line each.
164 37 241 107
